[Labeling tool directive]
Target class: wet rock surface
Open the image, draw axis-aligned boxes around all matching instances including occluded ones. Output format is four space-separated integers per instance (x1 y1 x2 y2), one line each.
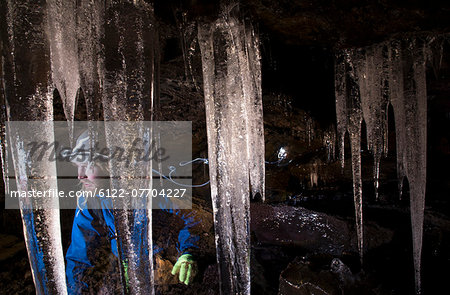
251 202 353 255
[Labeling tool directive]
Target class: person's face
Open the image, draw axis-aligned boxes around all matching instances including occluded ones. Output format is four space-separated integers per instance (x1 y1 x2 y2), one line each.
76 163 101 190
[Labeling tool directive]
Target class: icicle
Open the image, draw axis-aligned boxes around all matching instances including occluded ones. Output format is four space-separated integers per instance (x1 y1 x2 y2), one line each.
198 7 264 293
3 1 67 294
306 116 314 146
241 21 265 200
392 38 427 294
334 49 365 263
425 35 445 79
355 44 389 201
47 0 80 145
76 0 105 121
174 9 201 91
0 52 10 196
388 39 407 200
334 52 348 170
102 1 157 294
347 51 365 264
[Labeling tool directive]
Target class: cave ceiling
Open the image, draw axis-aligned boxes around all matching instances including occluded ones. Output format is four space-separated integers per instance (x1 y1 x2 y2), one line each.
156 0 450 48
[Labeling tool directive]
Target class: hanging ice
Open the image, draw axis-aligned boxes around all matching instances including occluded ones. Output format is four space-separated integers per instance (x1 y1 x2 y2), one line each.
335 35 435 293
2 1 67 294
47 0 80 144
334 50 364 263
198 6 265 294
389 38 427 294
102 1 158 294
353 45 389 201
76 0 105 121
0 50 10 196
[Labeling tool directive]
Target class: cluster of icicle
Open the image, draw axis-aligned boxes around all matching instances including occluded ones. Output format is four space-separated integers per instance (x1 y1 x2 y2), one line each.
197 5 265 295
1 0 158 294
334 34 447 294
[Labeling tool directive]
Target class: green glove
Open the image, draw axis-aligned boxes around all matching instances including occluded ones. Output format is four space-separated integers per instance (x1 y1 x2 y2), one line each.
171 254 197 285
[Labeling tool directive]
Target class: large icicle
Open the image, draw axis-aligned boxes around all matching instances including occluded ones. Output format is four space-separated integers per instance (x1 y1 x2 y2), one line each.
47 0 80 144
390 38 427 294
355 45 389 201
388 40 407 199
339 50 365 263
334 52 348 170
0 42 10 196
2 1 67 293
102 1 157 294
198 8 264 294
76 0 105 121
240 22 265 200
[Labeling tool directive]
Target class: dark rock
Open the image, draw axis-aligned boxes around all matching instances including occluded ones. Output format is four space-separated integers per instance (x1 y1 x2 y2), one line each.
251 202 353 255
278 256 341 295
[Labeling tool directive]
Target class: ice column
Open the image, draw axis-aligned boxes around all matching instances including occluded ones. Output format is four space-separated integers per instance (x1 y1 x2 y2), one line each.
102 1 158 294
2 1 67 293
198 10 265 294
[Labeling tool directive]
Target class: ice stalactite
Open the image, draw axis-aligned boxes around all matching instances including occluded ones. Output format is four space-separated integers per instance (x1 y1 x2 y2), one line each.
354 45 389 201
76 0 105 121
306 115 314 146
174 8 201 92
389 38 427 294
335 50 364 263
2 1 67 294
0 44 10 196
334 52 348 171
198 7 265 294
335 35 434 293
103 1 158 294
47 0 80 144
242 22 265 200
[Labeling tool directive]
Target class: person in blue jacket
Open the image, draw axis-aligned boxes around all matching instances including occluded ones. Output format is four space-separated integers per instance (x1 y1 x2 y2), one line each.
65 130 200 294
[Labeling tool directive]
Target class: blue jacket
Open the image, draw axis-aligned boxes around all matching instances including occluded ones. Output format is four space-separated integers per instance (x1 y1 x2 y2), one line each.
65 196 199 294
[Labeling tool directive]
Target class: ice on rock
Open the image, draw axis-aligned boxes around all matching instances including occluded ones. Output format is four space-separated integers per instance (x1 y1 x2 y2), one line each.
198 8 264 294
